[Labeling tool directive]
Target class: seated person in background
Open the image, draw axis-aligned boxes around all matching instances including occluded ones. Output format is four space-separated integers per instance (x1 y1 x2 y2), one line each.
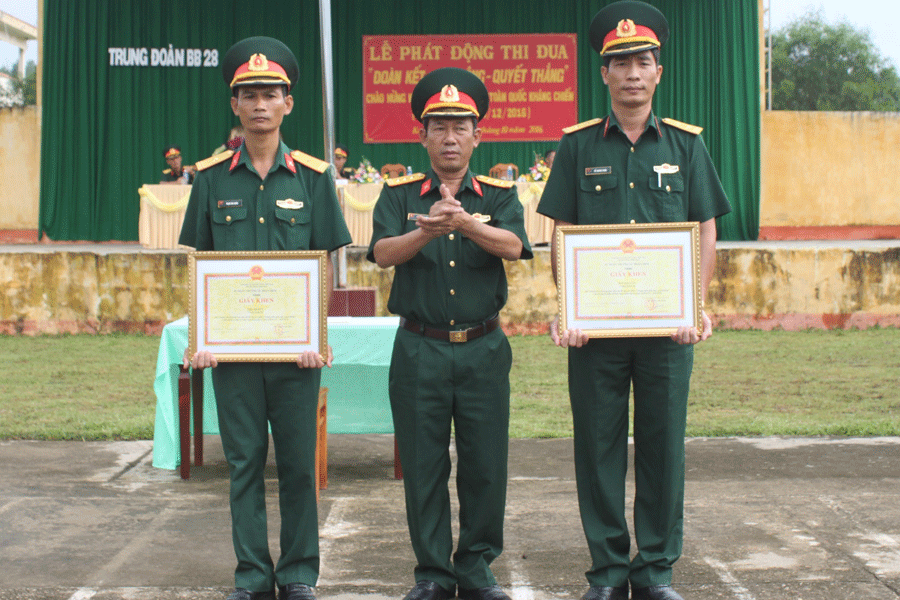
544 149 556 169
212 126 245 155
333 144 356 179
160 146 195 184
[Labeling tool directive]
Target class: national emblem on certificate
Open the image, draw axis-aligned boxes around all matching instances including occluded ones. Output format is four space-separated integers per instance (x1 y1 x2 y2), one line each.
556 223 702 337
188 251 328 361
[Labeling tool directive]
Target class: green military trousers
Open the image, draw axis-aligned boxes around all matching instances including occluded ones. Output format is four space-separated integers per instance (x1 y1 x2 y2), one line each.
212 362 321 592
568 336 693 589
389 326 512 591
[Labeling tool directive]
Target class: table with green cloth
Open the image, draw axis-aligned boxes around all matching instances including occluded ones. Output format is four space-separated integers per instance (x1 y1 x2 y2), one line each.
152 315 399 470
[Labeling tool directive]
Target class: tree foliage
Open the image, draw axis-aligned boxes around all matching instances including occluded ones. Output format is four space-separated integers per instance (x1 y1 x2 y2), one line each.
771 11 900 111
0 60 37 106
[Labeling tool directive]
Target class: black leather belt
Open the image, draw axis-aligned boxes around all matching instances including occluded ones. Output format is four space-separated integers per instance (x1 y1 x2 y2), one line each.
400 315 500 343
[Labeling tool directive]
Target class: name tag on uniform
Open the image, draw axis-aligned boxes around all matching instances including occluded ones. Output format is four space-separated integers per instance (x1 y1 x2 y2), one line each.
276 199 304 209
217 200 243 208
585 166 612 176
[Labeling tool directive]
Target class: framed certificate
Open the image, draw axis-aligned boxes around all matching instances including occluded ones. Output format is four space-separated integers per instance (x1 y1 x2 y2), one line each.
188 251 328 361
557 222 701 338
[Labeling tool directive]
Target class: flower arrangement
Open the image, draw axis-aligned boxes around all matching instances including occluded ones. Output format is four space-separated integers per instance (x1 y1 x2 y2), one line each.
351 157 384 184
525 153 551 182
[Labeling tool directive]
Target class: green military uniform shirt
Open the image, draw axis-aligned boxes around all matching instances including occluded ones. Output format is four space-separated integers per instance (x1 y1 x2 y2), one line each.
179 141 351 253
538 112 731 225
366 169 533 327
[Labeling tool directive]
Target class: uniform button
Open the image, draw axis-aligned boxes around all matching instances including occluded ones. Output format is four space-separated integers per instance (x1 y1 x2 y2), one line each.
630 219 636 224
666 185 671 192
290 217 296 224
259 217 265 224
629 182 635 189
630 147 635 153
259 185 264 190
595 184 602 192
450 289 455 295
450 320 455 326
225 215 232 222
448 233 455 240
449 260 455 267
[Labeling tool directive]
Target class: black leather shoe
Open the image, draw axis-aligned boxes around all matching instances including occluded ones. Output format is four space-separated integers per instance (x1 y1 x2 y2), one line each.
226 589 276 600
458 585 512 600
279 583 316 600
580 585 629 600
630 585 684 600
403 580 456 600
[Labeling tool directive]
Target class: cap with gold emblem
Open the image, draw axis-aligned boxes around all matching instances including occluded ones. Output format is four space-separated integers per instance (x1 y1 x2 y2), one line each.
222 36 300 91
410 67 489 123
164 146 181 159
589 0 669 57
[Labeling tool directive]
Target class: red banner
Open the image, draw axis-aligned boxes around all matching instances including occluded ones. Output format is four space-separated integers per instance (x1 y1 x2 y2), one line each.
362 34 578 143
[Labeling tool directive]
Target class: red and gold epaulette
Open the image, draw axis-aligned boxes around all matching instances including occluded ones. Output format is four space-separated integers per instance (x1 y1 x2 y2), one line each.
661 118 703 135
385 173 426 187
290 150 330 173
195 150 235 171
562 117 604 135
162 168 172 175
475 175 515 189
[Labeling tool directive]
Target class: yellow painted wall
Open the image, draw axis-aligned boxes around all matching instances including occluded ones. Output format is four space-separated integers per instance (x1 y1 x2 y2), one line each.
0 106 40 229
3 246 898 334
761 110 900 227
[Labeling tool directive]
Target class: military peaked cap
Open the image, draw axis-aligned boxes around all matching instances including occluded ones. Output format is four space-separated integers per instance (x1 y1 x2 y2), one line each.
590 1 669 57
222 36 299 91
411 67 489 123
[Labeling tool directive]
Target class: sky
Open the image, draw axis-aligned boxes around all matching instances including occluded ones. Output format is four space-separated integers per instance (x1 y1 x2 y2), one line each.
1 0 900 70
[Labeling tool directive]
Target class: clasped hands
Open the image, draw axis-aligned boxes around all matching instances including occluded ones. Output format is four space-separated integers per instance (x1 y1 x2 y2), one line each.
414 184 472 238
182 346 334 370
549 311 713 348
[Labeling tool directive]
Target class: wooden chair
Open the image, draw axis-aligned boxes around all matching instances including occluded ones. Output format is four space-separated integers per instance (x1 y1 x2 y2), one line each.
489 163 519 180
380 163 406 179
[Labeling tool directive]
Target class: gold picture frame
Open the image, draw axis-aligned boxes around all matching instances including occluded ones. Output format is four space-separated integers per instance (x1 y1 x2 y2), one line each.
188 251 328 361
557 222 701 337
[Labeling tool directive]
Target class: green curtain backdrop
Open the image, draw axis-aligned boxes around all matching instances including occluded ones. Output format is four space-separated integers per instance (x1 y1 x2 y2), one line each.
40 0 758 241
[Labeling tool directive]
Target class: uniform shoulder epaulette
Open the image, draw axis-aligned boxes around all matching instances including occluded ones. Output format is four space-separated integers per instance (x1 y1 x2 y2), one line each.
162 168 172 175
385 173 426 187
475 175 515 189
291 150 330 174
195 150 235 171
661 118 703 135
562 117 604 135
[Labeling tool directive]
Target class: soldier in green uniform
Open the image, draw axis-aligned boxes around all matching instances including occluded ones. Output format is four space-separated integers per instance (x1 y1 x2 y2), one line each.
161 146 195 184
367 68 532 600
537 3 732 600
179 36 351 600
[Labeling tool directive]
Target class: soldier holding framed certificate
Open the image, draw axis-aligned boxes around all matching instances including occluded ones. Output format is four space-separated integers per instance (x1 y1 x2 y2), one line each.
178 36 351 600
537 3 732 599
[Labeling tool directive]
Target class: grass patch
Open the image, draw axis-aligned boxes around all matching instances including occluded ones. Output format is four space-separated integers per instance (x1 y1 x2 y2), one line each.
1 329 898 440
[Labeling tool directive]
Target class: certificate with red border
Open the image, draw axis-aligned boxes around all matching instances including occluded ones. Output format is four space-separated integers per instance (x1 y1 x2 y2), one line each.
556 223 701 337
188 251 327 361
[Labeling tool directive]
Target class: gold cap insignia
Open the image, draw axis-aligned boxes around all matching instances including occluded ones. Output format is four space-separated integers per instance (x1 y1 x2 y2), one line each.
249 53 269 72
440 84 460 103
616 19 637 38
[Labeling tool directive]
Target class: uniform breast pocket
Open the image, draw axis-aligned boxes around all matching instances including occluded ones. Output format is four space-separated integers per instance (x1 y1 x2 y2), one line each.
647 174 687 221
462 234 503 270
273 207 312 250
211 206 248 248
579 175 619 222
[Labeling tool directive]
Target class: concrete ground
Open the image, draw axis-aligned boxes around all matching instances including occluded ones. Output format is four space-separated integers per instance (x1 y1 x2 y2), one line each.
1 435 899 600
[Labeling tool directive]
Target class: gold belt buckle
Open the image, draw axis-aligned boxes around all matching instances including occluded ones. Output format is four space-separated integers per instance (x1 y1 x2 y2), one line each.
449 330 468 343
